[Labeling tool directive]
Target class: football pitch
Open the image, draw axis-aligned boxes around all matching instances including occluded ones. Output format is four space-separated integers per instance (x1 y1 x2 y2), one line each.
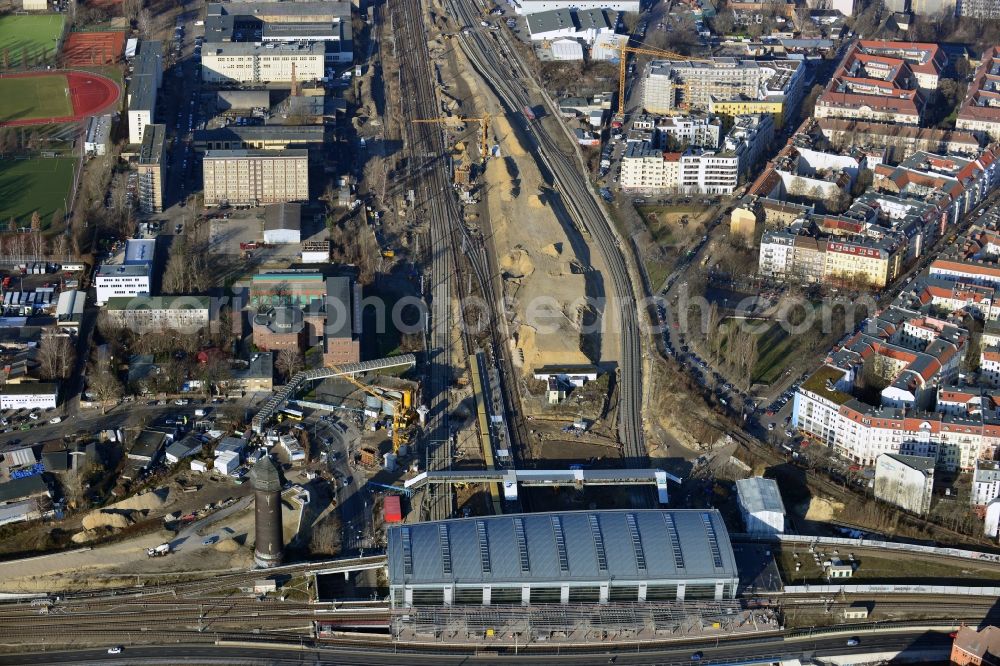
0 157 75 228
0 74 72 122
0 14 65 69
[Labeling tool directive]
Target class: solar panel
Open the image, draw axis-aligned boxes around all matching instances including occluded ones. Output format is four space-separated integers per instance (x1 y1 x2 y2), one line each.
701 512 724 568
625 513 646 572
438 524 452 575
512 517 530 573
551 516 569 573
588 514 608 572
476 520 491 574
662 513 684 569
401 527 413 576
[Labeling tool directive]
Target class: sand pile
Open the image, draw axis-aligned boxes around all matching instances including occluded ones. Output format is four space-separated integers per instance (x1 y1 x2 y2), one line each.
541 243 563 258
500 248 534 277
81 509 136 531
214 539 239 553
804 496 844 521
111 487 170 512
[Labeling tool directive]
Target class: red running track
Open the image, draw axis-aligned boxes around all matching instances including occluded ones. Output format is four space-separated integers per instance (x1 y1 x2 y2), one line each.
0 70 121 127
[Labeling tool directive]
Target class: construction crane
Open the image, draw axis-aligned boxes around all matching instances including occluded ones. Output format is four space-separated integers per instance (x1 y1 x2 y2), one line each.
328 363 412 454
615 41 709 120
412 116 491 163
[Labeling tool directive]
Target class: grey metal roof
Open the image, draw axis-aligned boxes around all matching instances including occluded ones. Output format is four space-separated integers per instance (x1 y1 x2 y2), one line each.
0 475 48 503
880 452 936 473
387 509 738 587
139 123 166 165
736 477 785 516
264 202 302 232
526 8 572 35
127 41 162 112
194 125 325 146
325 277 352 339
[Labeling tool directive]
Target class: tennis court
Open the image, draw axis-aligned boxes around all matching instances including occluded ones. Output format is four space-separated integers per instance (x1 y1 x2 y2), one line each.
0 157 75 228
0 14 65 69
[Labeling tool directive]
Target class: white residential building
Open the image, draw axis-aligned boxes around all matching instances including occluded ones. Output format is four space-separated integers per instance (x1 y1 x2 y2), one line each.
655 115 722 150
736 476 785 535
95 239 156 306
127 41 163 145
84 114 113 156
973 459 1000 507
513 0 638 15
201 42 325 85
525 8 616 45
873 453 935 515
0 383 58 410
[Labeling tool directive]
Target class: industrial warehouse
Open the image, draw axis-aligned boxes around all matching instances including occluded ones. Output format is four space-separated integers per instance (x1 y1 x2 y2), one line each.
385 510 739 608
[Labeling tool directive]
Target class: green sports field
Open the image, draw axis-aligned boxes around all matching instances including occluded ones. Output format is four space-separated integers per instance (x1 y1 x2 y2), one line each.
0 157 74 228
0 14 65 69
0 74 71 122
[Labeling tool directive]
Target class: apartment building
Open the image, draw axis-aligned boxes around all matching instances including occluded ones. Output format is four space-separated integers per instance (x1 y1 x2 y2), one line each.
642 58 803 127
202 149 309 206
759 232 904 288
127 40 163 145
621 114 771 195
854 41 946 92
787 307 1000 472
104 296 211 333
956 46 1000 142
972 459 1000 507
815 41 924 125
958 0 1000 19
137 123 166 214
201 42 325 84
873 452 935 515
95 239 156 306
816 118 981 160
653 115 722 149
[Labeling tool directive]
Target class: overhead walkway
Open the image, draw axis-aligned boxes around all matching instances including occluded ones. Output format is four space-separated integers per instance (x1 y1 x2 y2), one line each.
403 468 681 503
251 354 417 433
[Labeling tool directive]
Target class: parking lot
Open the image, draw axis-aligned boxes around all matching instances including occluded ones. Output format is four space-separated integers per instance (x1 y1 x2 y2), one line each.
208 209 329 261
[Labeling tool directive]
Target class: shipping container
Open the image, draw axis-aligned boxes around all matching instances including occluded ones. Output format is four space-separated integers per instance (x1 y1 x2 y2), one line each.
383 495 403 523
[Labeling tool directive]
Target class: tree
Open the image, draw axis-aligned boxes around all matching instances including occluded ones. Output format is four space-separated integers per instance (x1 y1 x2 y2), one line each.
711 10 736 35
621 11 640 34
38 336 76 381
52 233 69 261
89 367 123 414
122 0 142 23
29 211 40 232
860 354 896 395
137 9 153 38
275 349 304 381
800 84 825 123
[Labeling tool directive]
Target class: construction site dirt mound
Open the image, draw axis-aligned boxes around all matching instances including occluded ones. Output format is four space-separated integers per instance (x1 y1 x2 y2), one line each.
214 539 239 553
500 247 534 277
804 496 844 522
540 242 563 258
81 509 137 531
108 487 170 512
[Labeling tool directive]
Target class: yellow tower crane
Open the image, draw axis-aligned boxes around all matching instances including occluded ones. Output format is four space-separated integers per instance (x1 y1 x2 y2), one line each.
328 364 412 454
615 41 710 121
412 116 491 163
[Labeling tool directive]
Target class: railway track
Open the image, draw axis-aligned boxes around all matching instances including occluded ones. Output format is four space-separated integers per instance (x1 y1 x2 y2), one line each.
446 0 648 473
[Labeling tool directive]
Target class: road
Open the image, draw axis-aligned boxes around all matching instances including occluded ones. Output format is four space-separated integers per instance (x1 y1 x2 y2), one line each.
0 628 954 664
449 3 647 471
